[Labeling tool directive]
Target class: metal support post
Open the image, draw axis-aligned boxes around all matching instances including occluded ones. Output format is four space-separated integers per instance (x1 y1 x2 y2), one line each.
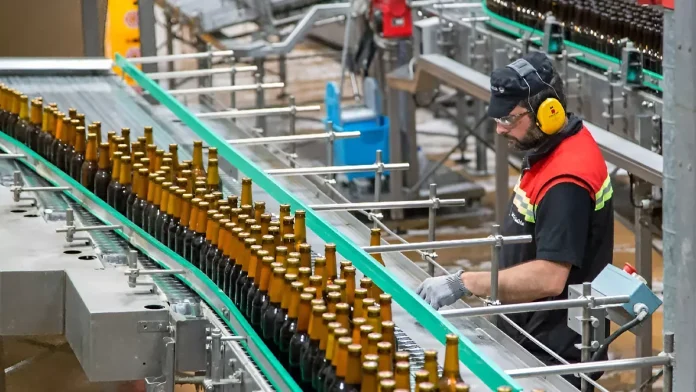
278 55 288 98
662 6 693 391
165 12 174 91
427 184 437 276
633 177 654 389
229 66 237 117
289 96 297 167
387 83 405 221
490 224 501 306
373 150 384 228
664 332 674 392
210 329 223 385
163 337 175 392
255 59 266 131
580 282 593 392
81 0 102 57
326 121 336 181
137 0 157 73
196 40 208 106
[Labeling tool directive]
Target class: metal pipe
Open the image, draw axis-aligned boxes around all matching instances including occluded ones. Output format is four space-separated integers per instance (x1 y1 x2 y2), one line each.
168 82 284 96
129 50 235 64
373 150 383 228
0 154 24 159
266 163 410 177
129 269 187 276
581 282 592 391
363 234 531 253
210 329 222 383
309 198 467 211
196 105 321 120
254 70 266 131
432 2 483 8
427 184 437 276
438 295 630 318
338 0 356 102
289 96 297 165
664 332 674 392
56 224 121 233
147 66 257 80
506 355 670 379
220 336 246 342
20 186 70 192
326 121 336 181
227 131 360 146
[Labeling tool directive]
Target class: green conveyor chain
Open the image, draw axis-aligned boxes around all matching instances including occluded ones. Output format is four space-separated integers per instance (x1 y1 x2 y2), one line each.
480 0 663 92
113 54 523 391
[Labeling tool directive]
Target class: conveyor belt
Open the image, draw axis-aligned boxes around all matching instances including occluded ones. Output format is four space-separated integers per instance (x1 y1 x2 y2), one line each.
0 71 575 391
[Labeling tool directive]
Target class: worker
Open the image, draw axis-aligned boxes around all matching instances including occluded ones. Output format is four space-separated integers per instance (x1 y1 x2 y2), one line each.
416 51 613 389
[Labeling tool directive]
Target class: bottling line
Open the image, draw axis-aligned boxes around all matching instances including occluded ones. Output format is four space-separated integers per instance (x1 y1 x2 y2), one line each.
0 0 691 391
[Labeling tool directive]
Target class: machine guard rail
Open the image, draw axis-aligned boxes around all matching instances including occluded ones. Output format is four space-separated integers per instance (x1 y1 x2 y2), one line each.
114 53 523 391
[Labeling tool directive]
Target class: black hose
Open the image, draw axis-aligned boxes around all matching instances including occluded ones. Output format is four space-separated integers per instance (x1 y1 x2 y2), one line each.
590 314 645 362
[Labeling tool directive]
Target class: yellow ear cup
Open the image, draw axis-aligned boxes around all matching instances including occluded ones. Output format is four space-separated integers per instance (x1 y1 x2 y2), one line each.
536 98 566 135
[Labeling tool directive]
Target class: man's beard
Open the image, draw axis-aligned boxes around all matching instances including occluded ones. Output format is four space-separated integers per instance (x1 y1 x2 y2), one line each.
505 122 547 152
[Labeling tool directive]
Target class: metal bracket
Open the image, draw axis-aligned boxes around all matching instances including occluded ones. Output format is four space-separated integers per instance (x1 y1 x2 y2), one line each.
56 208 122 245
138 321 170 333
11 171 70 206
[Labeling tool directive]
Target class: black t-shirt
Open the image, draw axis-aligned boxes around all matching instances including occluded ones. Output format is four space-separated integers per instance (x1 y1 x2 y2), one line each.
495 116 614 369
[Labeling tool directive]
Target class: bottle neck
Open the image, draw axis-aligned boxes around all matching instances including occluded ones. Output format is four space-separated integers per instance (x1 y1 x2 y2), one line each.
31 103 42 125
119 161 132 185
287 289 301 318
344 351 362 383
188 204 199 230
138 174 149 199
241 183 252 206
247 253 259 279
297 300 311 332
41 110 49 132
19 99 28 120
86 138 99 162
269 273 283 303
326 249 337 279
443 342 460 377
180 200 191 227
74 130 86 154
167 192 178 216
324 331 336 360
196 210 208 235
153 183 162 206
159 188 169 213
334 344 349 377
207 163 219 190
111 158 121 181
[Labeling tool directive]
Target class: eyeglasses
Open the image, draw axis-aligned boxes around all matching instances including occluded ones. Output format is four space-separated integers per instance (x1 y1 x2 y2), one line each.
493 111 529 127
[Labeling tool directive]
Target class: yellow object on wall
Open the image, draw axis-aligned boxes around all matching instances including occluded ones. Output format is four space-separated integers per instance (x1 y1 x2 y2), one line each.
104 0 142 86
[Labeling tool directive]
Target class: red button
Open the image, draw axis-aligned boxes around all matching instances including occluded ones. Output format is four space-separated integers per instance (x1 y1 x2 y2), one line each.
623 263 637 275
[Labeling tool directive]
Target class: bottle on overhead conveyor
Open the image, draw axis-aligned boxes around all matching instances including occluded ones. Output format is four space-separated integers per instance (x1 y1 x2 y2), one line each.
147 176 164 236
206 158 221 193
65 117 80 169
27 99 43 151
228 232 250 300
38 106 53 158
120 128 131 150
215 222 232 286
233 237 256 306
133 169 150 228
70 126 86 181
439 334 465 391
47 110 61 162
115 156 133 216
240 177 252 207
81 134 99 192
60 119 76 172
152 182 170 240
287 291 313 384
299 303 326 387
250 254 273 327
53 117 69 171
168 144 180 176
0 85 8 129
190 202 210 269
137 137 147 155
272 272 297 357
222 225 240 293
90 122 102 143
238 243 261 315
244 247 268 318
5 91 21 138
361 361 379 392
316 322 343 391
167 189 185 249
14 94 29 144
198 209 218 274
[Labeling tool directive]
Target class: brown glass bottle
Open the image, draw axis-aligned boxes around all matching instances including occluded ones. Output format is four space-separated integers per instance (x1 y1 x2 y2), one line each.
147 177 165 237
423 350 439 385
133 169 151 228
199 210 220 275
394 361 410 390
27 99 42 151
47 111 62 164
300 303 327 386
215 222 232 286
14 95 29 144
438 334 464 391
456 383 471 391
361 361 379 392
240 177 252 207
126 163 143 220
190 202 210 269
261 266 288 350
288 292 313 382
241 247 265 317
37 106 52 158
183 198 201 260
69 126 86 180
175 194 193 256
206 158 221 193
249 254 273 327
325 243 338 284
106 151 123 207
93 142 113 198
141 173 157 232
323 336 352 392
80 133 99 191
228 234 251 302
53 116 69 171
314 321 341 391
413 370 430 392
4 90 20 138
234 240 258 307
377 341 393 373
191 140 206 178
335 343 362 392
223 226 242 295
114 156 133 215
167 190 185 249
155 183 174 242
62 119 79 171
278 281 304 366
203 214 223 278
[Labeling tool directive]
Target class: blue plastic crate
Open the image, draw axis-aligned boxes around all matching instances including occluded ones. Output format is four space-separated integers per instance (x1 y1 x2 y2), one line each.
325 117 390 180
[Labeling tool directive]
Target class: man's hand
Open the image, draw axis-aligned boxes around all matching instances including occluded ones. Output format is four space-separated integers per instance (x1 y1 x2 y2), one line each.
416 270 471 310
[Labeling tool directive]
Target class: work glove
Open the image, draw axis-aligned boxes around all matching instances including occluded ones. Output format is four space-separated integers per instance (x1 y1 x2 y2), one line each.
416 270 471 310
